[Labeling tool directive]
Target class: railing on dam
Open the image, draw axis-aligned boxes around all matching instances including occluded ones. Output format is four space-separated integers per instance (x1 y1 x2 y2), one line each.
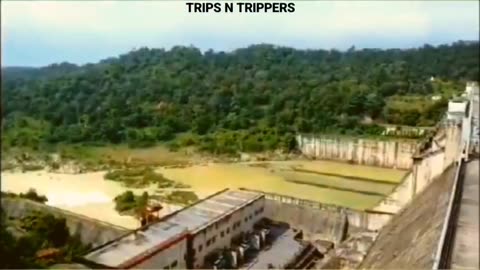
433 83 478 269
239 187 395 216
239 187 348 213
431 157 465 269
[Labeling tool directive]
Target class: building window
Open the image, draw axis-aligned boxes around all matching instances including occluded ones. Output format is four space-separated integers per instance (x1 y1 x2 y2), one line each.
249 214 252 219
171 261 178 268
221 231 225 237
227 228 230 234
199 244 203 252
244 217 247 222
213 236 217 243
207 239 211 246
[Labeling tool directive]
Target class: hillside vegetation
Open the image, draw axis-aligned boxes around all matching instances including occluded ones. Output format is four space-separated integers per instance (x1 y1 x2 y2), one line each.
2 41 478 155
1 191 90 269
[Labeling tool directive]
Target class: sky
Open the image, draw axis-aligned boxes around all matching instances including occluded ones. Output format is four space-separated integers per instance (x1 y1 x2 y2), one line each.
1 1 479 67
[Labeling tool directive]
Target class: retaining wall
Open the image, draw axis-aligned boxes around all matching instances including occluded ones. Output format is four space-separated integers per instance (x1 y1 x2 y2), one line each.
1 198 129 247
241 189 393 244
296 135 417 170
372 124 462 214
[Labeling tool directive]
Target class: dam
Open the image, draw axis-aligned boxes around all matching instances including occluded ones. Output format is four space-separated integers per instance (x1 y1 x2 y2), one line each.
2 83 478 269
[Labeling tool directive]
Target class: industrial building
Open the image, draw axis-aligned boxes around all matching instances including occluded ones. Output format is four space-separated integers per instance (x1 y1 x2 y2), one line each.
81 189 265 269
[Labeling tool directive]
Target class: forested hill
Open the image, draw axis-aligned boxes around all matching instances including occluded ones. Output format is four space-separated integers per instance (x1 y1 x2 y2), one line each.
1 62 80 81
2 41 479 154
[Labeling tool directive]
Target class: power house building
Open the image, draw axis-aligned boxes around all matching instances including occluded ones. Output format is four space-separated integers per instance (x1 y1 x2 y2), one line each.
82 189 265 269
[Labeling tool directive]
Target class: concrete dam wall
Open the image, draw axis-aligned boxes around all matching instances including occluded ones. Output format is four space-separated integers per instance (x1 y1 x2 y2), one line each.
250 190 392 245
2 198 129 247
264 199 347 244
296 135 417 169
359 164 457 269
259 125 462 244
372 124 462 214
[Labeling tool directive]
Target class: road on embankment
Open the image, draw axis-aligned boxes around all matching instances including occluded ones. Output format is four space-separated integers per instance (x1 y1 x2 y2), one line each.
451 159 479 269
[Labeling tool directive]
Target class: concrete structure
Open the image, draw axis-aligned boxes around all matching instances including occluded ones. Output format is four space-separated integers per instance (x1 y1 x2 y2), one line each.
431 82 479 269
82 189 265 269
447 99 468 124
240 188 393 245
360 82 478 269
466 81 479 97
1 197 128 247
296 135 417 169
243 229 304 269
373 123 462 214
358 165 457 269
467 82 479 154
450 160 479 269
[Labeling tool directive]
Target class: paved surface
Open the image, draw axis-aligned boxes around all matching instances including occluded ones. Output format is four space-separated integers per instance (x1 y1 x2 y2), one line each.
451 160 479 270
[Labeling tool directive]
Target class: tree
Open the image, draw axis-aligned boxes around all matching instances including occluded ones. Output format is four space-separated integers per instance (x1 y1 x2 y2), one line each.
2 42 478 153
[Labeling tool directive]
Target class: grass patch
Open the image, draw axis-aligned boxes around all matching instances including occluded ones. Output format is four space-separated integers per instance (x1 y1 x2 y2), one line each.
285 179 387 196
247 163 271 168
1 162 16 171
162 191 199 206
91 145 192 167
3 144 193 172
291 167 398 185
113 191 149 214
288 160 407 183
104 167 191 189
2 189 48 204
113 190 202 218
21 164 44 172
280 171 396 196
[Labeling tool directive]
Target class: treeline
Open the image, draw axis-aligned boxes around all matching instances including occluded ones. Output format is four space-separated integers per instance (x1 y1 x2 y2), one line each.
2 41 478 153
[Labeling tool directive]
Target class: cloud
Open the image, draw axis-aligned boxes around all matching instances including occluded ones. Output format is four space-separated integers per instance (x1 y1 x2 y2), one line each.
1 0 479 66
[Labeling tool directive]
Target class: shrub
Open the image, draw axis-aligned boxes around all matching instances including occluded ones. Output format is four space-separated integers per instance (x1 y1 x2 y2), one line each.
19 189 48 204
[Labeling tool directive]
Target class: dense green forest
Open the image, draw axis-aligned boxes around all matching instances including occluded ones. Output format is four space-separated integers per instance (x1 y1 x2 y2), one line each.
2 41 478 154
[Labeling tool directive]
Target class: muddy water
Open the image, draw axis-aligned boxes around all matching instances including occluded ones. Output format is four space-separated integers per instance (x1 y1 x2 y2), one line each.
274 160 407 182
0 171 182 229
157 161 406 209
1 160 406 227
